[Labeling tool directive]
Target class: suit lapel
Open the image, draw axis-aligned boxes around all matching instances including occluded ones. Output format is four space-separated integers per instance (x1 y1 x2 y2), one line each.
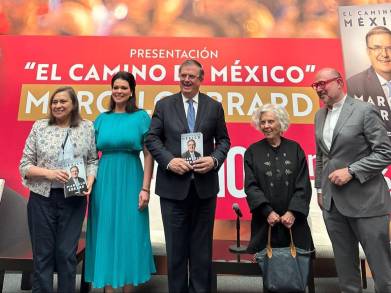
173 93 189 132
330 97 354 149
194 93 207 132
316 108 329 152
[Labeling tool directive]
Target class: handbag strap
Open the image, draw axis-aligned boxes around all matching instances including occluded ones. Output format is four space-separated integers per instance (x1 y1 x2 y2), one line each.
266 225 272 257
267 225 297 258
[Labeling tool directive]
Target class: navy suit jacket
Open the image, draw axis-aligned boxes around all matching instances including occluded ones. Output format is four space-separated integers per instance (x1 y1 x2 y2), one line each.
145 92 230 200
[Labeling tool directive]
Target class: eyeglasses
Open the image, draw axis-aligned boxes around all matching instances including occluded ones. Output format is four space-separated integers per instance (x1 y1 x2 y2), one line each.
367 46 391 55
311 77 340 90
179 73 199 80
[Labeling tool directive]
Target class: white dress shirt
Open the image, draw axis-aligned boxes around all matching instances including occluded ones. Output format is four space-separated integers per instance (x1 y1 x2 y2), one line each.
182 93 199 118
317 95 347 194
375 72 391 104
322 95 347 150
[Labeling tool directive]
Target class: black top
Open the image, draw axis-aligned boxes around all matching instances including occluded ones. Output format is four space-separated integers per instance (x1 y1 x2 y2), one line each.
244 137 313 253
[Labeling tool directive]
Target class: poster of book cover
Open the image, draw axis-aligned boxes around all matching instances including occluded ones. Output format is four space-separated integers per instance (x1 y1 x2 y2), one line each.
60 158 87 197
181 132 203 164
338 3 391 135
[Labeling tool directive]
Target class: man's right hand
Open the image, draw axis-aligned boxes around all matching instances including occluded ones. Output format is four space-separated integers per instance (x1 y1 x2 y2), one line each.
168 158 193 175
317 192 324 210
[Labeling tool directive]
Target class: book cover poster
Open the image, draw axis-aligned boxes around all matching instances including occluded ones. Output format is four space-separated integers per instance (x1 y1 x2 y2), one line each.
339 4 391 135
181 132 204 164
61 158 87 197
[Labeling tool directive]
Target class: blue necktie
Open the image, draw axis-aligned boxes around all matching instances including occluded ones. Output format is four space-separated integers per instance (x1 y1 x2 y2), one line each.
187 99 195 132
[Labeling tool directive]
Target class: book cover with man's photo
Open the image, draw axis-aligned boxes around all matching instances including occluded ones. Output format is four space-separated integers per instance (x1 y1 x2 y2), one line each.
59 158 88 197
338 3 391 135
181 132 203 164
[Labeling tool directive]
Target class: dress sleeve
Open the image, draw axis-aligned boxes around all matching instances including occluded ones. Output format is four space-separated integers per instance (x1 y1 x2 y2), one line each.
244 146 271 213
140 110 151 139
288 144 312 217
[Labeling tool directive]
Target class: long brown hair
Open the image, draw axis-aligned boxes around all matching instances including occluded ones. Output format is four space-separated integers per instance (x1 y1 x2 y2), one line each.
48 86 81 127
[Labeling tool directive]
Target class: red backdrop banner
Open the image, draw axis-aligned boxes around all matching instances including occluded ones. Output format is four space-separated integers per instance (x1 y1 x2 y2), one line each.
0 36 346 219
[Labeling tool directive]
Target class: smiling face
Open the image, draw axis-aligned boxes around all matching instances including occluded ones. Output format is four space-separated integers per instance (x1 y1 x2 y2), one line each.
111 78 132 108
187 140 196 152
313 68 344 108
50 90 73 125
179 63 202 98
70 166 79 178
259 111 281 140
367 32 391 79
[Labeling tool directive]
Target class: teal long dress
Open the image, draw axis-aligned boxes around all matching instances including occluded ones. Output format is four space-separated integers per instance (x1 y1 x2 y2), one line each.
85 110 156 288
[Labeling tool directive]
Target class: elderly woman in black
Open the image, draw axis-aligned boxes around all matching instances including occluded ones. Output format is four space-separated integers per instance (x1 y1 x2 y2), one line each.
19 86 98 293
244 104 313 289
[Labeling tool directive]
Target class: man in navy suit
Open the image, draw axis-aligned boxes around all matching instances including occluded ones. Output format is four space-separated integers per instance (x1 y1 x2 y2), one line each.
146 59 230 293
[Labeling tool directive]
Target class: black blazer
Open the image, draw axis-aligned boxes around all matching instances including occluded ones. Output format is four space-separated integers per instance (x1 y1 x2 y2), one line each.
145 92 230 200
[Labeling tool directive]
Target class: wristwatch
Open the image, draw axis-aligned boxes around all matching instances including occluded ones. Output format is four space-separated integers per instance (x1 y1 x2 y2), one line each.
212 156 219 169
347 166 355 178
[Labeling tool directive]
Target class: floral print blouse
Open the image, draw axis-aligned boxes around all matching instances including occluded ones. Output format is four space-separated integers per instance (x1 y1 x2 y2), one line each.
19 119 98 197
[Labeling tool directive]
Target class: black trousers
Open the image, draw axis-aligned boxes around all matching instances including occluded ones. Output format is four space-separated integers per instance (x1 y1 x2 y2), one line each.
27 189 86 293
160 182 217 293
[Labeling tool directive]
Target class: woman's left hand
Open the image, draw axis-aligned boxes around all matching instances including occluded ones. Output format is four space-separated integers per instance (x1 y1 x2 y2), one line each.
138 190 150 211
281 211 295 229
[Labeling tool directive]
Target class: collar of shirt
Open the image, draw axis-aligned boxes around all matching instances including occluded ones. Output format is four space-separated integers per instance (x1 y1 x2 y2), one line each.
375 71 389 86
375 71 391 98
182 93 199 117
328 95 347 112
182 93 199 104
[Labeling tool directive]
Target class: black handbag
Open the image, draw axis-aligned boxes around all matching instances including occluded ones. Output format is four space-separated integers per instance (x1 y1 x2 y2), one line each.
255 225 313 292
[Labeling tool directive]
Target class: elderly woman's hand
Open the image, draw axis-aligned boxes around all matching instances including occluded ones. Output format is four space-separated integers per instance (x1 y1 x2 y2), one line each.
281 211 295 229
267 211 280 226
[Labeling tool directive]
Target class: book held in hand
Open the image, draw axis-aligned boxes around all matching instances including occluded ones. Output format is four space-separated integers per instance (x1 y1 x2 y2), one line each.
59 157 88 197
181 132 203 164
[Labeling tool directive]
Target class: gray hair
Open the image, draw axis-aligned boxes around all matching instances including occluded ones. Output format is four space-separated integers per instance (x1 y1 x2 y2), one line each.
251 104 290 132
178 59 204 81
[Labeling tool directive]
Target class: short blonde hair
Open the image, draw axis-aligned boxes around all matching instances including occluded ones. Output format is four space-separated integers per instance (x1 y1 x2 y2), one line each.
251 104 290 132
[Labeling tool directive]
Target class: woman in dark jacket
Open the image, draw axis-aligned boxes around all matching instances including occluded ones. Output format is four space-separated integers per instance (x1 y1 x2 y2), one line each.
244 103 313 257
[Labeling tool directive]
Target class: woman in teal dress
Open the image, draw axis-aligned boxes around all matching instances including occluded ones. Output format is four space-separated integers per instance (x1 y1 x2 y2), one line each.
85 71 156 292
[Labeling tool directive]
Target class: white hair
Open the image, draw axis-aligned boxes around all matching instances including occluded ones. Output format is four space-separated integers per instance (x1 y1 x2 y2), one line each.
251 104 290 132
